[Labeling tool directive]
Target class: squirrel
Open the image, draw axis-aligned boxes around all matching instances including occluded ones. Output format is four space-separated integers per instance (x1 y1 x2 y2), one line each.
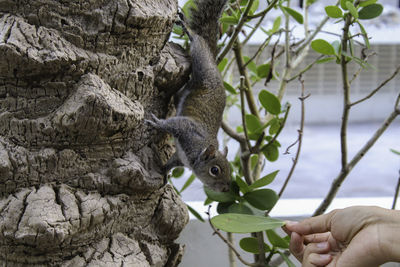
146 0 231 192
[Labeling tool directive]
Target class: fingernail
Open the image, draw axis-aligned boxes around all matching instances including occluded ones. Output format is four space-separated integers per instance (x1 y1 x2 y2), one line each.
284 221 299 227
317 242 328 249
318 254 331 260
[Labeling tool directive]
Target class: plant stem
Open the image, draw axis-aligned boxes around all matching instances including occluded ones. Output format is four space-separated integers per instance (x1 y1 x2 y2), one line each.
392 171 400 210
278 78 308 198
339 14 352 171
217 0 255 64
350 65 400 106
227 233 238 267
314 106 400 215
233 40 260 117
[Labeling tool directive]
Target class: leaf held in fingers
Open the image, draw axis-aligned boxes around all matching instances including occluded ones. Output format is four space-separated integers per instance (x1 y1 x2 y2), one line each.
211 213 285 233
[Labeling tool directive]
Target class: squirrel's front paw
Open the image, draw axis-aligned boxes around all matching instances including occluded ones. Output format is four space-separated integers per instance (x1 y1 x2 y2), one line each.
145 113 162 128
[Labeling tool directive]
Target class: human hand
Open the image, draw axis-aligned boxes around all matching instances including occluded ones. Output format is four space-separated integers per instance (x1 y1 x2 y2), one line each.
283 206 400 267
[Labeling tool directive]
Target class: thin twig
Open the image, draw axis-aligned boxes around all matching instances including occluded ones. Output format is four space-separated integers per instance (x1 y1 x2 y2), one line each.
278 77 308 198
233 41 260 117
222 121 246 144
217 0 255 64
287 55 324 82
392 171 400 210
240 76 253 151
350 64 400 106
243 33 274 68
349 50 376 84
314 100 400 215
206 206 258 267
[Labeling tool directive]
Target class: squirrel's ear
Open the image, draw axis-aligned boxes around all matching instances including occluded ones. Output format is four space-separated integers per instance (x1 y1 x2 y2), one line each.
222 146 228 157
200 145 216 160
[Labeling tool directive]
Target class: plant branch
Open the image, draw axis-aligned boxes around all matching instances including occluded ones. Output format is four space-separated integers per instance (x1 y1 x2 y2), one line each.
233 41 260 117
278 78 308 198
222 121 246 144
240 77 253 151
248 0 279 19
339 14 352 170
314 101 400 215
392 170 400 210
217 0 255 64
206 206 258 267
350 64 400 106
287 55 324 82
349 50 376 84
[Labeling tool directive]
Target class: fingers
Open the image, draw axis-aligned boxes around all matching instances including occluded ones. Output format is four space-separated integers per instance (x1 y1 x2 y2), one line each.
289 232 305 261
302 242 332 267
285 210 337 236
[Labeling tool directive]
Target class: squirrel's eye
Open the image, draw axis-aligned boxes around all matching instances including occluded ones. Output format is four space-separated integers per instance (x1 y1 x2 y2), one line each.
209 166 220 177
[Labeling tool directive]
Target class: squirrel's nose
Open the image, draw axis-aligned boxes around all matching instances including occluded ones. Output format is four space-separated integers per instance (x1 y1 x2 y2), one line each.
221 184 230 192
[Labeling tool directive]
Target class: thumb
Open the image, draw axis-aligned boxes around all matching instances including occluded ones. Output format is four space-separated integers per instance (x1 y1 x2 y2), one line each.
285 211 336 235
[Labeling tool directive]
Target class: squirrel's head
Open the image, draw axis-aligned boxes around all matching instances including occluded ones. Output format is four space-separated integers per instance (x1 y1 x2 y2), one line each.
194 145 231 192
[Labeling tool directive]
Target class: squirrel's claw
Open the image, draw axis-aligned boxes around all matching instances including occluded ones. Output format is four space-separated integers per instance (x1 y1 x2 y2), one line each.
144 113 162 128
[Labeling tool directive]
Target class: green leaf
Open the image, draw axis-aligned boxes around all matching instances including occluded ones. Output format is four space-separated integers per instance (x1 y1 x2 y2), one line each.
357 21 370 48
204 186 236 203
270 16 281 34
223 81 237 95
250 154 259 169
220 16 239 25
172 167 184 178
262 144 279 162
217 202 235 214
204 197 213 205
228 203 253 214
346 2 359 19
268 117 280 135
249 0 259 15
331 40 341 55
172 24 183 35
244 189 278 211
311 39 336 56
236 176 250 193
325 6 343 18
259 90 281 115
211 213 285 233
281 6 304 24
187 204 205 222
340 0 353 10
359 0 377 7
358 4 383 20
248 170 279 190
257 63 271 78
180 174 196 193
245 114 262 133
316 57 336 64
391 149 400 156
243 56 258 75
218 58 228 72
239 237 270 254
278 251 296 267
266 229 289 249
182 0 195 17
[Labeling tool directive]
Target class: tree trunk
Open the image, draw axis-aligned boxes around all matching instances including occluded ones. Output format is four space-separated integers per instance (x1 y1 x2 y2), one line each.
0 0 191 266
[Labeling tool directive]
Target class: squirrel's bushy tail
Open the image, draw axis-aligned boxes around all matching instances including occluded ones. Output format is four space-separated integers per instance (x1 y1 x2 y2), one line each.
189 0 228 56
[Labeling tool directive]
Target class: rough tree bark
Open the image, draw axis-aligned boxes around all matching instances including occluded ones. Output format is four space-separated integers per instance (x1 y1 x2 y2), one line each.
0 0 191 266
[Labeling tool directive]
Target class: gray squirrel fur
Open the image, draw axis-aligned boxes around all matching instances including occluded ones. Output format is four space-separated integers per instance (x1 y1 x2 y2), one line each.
146 0 231 192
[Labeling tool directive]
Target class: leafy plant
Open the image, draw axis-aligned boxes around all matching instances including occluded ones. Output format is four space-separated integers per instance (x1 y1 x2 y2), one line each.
170 0 399 266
